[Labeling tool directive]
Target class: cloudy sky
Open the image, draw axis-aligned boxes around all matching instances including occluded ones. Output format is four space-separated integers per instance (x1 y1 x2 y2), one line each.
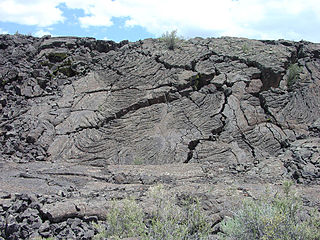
0 0 319 42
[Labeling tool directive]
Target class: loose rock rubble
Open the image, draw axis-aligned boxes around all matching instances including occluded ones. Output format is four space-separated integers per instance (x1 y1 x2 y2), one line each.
0 34 319 239
0 193 98 239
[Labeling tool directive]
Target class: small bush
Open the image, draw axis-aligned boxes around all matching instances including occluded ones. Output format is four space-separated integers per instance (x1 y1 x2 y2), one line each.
133 157 144 165
92 223 107 240
146 185 211 240
220 181 320 240
241 44 249 53
94 184 211 240
287 63 302 87
161 30 180 50
104 198 146 239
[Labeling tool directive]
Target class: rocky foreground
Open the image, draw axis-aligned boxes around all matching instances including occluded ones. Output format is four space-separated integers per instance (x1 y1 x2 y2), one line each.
0 34 319 239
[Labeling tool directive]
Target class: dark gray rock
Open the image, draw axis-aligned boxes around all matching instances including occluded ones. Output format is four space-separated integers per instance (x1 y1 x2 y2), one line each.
4 215 20 239
0 34 319 239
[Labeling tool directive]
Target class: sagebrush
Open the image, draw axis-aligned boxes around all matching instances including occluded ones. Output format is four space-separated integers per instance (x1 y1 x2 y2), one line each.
94 184 211 240
161 30 180 50
220 181 320 240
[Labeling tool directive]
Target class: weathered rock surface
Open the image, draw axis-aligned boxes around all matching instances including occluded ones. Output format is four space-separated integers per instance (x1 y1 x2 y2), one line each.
0 34 319 239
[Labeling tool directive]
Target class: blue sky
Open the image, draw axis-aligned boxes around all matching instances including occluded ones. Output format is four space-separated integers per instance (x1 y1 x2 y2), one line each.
0 0 319 43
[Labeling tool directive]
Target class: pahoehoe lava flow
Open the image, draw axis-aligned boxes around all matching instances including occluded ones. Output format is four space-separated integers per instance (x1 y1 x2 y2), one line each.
0 34 319 239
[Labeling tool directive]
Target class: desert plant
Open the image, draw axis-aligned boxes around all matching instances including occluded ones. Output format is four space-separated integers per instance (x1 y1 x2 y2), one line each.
105 197 146 239
287 63 302 87
146 185 211 240
219 181 320 240
161 30 180 50
94 184 211 240
92 222 107 240
241 44 249 53
133 157 144 165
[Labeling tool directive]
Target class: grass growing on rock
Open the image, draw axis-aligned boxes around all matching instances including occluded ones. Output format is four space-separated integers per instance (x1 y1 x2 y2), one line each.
93 184 211 240
219 181 320 240
47 52 69 63
287 63 302 88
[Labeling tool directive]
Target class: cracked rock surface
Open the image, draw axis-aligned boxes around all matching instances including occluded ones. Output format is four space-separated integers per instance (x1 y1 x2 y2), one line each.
0 34 319 239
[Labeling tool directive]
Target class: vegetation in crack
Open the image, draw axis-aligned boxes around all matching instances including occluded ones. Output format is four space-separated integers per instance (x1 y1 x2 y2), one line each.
191 73 215 91
47 52 69 63
287 63 302 88
53 59 77 77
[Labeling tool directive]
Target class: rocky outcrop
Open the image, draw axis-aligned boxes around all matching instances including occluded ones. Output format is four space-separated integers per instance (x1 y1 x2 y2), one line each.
0 34 319 239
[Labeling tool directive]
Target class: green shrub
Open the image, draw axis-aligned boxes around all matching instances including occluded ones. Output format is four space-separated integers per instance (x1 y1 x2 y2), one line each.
146 185 211 240
104 198 146 239
133 157 144 165
94 184 211 240
47 52 68 63
287 63 302 87
241 44 249 53
92 222 107 240
220 181 320 240
161 30 180 50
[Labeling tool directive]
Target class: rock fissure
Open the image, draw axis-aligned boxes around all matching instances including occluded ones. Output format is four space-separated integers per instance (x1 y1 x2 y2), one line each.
212 49 286 91
258 93 280 125
185 139 200 163
154 55 193 71
265 123 284 148
240 131 256 158
59 73 219 137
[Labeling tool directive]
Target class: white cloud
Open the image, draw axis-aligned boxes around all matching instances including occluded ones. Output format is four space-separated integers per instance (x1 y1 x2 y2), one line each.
34 29 52 37
79 15 113 28
0 0 64 26
0 28 9 34
0 0 320 41
63 0 128 28
58 0 320 42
